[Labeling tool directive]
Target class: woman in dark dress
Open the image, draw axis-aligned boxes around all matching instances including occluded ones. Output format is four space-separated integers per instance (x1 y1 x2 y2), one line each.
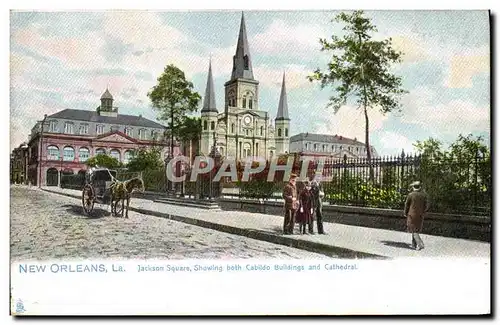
296 181 314 235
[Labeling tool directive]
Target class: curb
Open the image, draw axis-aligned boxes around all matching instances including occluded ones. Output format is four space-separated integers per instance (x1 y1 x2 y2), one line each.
42 188 389 260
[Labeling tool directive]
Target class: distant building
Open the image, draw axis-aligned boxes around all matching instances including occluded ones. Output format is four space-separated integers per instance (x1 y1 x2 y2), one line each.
289 132 378 160
10 142 28 184
26 88 180 186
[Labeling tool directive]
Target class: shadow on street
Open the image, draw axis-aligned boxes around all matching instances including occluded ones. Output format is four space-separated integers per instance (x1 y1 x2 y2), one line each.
380 240 413 250
61 204 111 219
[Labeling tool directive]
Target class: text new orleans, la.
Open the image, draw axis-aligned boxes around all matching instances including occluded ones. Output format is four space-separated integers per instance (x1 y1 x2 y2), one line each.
166 155 327 183
18 263 126 274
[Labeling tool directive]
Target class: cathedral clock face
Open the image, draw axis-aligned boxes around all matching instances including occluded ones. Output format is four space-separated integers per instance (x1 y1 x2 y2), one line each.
243 115 252 126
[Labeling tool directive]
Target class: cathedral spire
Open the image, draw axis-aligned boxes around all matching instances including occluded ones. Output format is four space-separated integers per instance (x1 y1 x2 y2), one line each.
230 12 254 80
276 72 289 120
202 58 217 113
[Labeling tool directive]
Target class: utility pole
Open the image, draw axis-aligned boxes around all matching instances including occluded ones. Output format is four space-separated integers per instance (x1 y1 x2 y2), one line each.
38 114 47 188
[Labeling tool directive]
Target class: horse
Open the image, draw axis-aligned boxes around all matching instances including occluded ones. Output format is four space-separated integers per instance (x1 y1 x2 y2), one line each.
110 177 145 218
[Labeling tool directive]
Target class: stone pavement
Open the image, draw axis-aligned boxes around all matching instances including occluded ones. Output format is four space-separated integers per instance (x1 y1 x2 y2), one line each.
11 186 329 261
40 186 490 259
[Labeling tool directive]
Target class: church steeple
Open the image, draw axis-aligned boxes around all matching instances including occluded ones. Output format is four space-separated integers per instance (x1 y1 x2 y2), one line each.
201 59 218 113
230 12 254 80
276 72 289 120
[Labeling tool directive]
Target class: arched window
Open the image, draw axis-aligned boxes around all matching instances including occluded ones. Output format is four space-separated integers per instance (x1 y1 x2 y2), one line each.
47 145 59 160
203 120 208 130
285 128 288 137
260 126 263 136
340 146 343 151
110 149 120 161
231 123 234 133
242 97 247 108
332 145 335 151
314 143 317 151
278 128 282 137
219 147 224 155
96 148 106 156
305 143 309 150
78 147 90 162
210 121 215 130
322 144 326 152
249 97 253 109
124 150 134 164
63 146 75 161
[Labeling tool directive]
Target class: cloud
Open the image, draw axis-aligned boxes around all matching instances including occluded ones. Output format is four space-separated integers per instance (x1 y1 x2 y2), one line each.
401 87 490 137
443 46 489 88
377 131 416 156
253 64 312 90
312 104 389 143
251 19 326 56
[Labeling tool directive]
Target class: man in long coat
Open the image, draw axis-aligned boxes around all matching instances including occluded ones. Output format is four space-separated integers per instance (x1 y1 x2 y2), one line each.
311 174 326 235
404 181 430 250
282 173 298 235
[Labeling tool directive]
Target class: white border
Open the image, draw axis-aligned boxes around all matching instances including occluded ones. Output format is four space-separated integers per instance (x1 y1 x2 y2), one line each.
3 0 496 322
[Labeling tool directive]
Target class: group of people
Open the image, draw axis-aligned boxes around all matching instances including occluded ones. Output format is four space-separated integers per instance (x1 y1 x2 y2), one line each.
282 173 326 236
282 174 430 251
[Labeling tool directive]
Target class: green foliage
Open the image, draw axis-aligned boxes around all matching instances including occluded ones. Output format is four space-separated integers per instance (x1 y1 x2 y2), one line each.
412 134 491 215
142 168 167 192
85 154 122 169
126 147 163 172
178 116 202 141
148 64 201 141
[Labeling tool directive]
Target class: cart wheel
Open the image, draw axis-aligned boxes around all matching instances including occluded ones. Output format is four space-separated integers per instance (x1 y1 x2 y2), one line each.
113 200 124 218
82 184 95 215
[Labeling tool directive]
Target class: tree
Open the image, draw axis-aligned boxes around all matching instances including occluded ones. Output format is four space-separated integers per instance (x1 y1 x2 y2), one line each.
126 147 164 172
308 11 407 181
85 154 121 169
177 116 202 157
148 64 201 160
412 134 491 215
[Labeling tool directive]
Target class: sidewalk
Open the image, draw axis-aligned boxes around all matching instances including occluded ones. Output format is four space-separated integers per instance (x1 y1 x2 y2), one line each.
40 186 490 259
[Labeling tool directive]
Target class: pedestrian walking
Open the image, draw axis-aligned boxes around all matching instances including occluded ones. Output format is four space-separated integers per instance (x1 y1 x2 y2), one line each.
311 174 326 235
404 181 430 250
282 173 299 235
296 180 314 235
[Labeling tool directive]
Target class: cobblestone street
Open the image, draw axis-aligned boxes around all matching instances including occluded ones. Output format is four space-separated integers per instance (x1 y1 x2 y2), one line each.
11 186 329 261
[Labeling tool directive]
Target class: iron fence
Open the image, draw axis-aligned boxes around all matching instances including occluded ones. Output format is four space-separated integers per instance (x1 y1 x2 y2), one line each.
217 152 491 217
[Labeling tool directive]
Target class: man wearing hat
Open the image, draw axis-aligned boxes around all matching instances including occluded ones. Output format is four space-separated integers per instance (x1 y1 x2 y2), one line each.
310 173 326 235
282 173 299 235
404 181 430 250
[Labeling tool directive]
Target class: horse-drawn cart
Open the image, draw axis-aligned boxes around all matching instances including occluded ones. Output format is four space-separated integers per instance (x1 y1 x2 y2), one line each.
81 167 144 218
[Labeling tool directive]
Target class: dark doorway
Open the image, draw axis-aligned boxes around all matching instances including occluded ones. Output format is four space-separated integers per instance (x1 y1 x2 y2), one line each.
46 168 58 186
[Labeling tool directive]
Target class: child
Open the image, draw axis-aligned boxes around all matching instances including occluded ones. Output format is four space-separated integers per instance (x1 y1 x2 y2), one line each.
296 181 314 235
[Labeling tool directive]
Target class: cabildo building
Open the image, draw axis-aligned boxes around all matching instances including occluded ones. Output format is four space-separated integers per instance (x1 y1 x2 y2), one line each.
26 89 180 187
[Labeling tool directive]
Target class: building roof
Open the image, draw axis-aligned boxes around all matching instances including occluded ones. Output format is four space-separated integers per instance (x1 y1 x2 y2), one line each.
230 12 254 81
201 59 218 113
47 109 167 129
290 132 369 146
101 88 113 100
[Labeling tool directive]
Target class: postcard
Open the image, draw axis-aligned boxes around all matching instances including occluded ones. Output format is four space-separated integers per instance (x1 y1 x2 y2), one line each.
9 8 491 316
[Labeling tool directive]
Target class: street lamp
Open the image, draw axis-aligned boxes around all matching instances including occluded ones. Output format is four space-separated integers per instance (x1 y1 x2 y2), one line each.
38 114 48 188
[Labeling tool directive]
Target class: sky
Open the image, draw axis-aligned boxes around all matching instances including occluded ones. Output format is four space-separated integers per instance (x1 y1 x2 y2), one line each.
10 10 490 155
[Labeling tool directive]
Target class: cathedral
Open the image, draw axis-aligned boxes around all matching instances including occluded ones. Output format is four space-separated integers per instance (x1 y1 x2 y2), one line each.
199 13 291 161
